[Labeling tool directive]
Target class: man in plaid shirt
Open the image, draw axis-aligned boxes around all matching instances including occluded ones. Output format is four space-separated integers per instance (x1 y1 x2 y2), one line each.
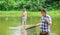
36 9 52 35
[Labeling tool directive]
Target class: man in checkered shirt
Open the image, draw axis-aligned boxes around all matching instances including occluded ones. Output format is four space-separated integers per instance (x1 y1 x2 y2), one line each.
36 9 52 35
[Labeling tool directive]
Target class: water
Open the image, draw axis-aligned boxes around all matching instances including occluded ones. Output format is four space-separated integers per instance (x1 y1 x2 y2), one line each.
8 25 35 35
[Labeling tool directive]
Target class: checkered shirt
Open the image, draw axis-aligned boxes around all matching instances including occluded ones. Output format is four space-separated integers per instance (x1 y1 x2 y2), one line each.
40 14 52 32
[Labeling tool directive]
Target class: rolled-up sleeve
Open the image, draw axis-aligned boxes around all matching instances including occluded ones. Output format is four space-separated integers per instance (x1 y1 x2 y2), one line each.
49 17 52 24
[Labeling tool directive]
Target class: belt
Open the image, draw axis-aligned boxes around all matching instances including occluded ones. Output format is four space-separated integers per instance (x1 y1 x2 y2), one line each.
40 32 48 35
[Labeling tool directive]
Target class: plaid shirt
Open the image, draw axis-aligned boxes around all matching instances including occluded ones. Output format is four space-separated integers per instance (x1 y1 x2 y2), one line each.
40 14 52 32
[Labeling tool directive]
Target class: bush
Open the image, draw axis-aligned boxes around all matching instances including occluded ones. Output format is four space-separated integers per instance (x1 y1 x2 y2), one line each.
0 0 59 11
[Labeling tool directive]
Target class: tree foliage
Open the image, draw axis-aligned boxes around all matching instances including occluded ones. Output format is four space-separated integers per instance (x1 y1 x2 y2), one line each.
0 0 59 11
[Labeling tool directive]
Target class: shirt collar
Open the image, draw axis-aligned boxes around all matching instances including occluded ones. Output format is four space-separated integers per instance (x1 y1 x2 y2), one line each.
43 14 48 17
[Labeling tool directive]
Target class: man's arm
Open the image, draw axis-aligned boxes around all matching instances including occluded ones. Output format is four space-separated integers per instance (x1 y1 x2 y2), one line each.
36 23 40 27
45 18 52 25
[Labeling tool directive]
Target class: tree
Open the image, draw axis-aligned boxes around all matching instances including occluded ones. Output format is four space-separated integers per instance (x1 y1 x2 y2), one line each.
0 0 59 11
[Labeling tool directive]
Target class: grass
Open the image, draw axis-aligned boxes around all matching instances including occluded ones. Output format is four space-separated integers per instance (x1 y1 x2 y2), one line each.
0 10 60 35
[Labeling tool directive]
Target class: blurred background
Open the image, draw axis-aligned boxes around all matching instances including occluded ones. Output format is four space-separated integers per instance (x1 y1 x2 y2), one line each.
0 0 60 35
0 0 60 11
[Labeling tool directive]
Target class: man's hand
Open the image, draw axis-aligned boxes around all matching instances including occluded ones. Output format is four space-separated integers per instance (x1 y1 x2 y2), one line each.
36 23 40 27
45 18 52 25
45 18 48 23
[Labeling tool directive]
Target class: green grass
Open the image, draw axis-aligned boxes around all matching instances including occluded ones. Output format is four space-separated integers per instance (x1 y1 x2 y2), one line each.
0 10 60 35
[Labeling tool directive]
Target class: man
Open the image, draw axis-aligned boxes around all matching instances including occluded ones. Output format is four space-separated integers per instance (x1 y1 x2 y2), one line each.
22 8 27 27
36 9 52 35
22 8 27 35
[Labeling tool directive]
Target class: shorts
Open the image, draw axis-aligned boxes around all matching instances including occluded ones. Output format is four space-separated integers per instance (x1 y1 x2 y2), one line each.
22 18 26 22
40 32 50 35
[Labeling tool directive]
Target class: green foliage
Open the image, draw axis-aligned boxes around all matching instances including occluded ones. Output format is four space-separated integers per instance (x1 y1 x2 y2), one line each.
0 0 59 11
